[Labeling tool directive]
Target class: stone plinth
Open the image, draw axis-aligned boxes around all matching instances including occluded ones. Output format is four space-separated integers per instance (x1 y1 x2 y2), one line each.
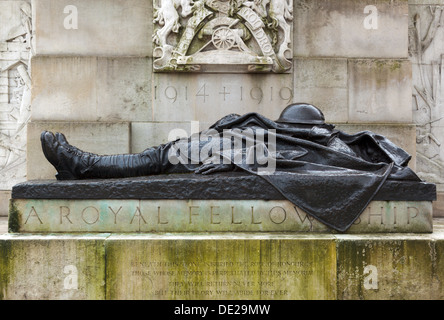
1 229 444 300
9 173 436 233
0 234 107 300
9 199 434 234
105 234 337 300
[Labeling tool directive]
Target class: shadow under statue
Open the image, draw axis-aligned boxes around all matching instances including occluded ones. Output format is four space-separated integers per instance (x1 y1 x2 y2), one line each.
40 103 430 232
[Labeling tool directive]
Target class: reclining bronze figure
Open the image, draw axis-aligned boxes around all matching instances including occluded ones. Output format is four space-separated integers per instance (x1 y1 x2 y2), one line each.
40 103 423 231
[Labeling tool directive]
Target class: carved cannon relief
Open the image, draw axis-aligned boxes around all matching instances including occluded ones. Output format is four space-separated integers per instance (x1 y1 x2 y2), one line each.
152 0 293 73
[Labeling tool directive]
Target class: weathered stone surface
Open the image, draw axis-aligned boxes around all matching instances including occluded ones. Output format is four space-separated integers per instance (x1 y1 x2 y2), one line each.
409 0 444 4
0 234 107 300
1 228 444 300
336 233 444 299
434 192 444 217
0 190 10 217
131 121 201 153
8 198 434 233
151 72 293 123
293 58 348 123
0 217 7 234
31 56 151 122
348 59 412 123
105 234 337 300
33 0 152 56
26 121 130 180
294 0 409 58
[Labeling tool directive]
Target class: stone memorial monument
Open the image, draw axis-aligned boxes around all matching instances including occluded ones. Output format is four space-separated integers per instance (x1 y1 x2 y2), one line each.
0 0 444 300
35 103 435 233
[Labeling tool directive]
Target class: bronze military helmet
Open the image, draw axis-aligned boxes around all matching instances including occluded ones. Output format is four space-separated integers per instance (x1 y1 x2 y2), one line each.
276 103 325 125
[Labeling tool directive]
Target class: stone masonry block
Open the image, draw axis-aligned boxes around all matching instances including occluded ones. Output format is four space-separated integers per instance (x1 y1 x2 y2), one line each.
0 234 107 300
348 59 412 123
336 234 443 299
105 234 337 300
31 56 152 122
294 58 348 122
294 0 408 58
152 72 293 124
32 0 152 56
131 122 200 153
0 191 10 217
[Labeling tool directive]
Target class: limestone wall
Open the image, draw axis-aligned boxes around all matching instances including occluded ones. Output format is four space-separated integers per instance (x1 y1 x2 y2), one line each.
409 0 444 215
0 0 439 216
0 0 32 215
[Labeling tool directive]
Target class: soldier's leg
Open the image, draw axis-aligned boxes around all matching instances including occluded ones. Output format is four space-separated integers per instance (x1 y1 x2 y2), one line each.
41 131 178 180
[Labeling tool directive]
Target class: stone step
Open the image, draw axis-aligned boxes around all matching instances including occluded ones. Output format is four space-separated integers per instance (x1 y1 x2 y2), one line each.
1 226 444 300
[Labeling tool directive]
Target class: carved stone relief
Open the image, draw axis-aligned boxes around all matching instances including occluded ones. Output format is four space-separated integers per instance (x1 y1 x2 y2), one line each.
152 0 293 73
409 5 444 184
0 2 33 189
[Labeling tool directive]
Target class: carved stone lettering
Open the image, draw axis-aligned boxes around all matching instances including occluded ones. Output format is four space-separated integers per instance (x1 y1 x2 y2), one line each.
109 206 122 224
131 207 148 225
129 259 314 298
60 206 72 224
12 199 433 233
153 84 294 105
269 206 286 224
81 206 100 225
157 206 169 224
24 206 43 225
189 205 200 223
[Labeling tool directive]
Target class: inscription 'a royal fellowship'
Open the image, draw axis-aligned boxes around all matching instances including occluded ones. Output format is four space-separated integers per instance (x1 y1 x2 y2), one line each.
11 199 433 233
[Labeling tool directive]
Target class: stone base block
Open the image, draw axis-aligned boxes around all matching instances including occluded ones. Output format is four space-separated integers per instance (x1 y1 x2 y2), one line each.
9 174 436 233
433 192 444 217
1 231 444 300
0 191 10 217
9 199 434 234
337 233 444 299
0 234 107 300
105 234 337 300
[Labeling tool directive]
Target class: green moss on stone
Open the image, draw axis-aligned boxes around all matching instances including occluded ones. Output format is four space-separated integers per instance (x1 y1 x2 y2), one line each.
8 201 20 233
0 240 13 300
390 61 402 71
